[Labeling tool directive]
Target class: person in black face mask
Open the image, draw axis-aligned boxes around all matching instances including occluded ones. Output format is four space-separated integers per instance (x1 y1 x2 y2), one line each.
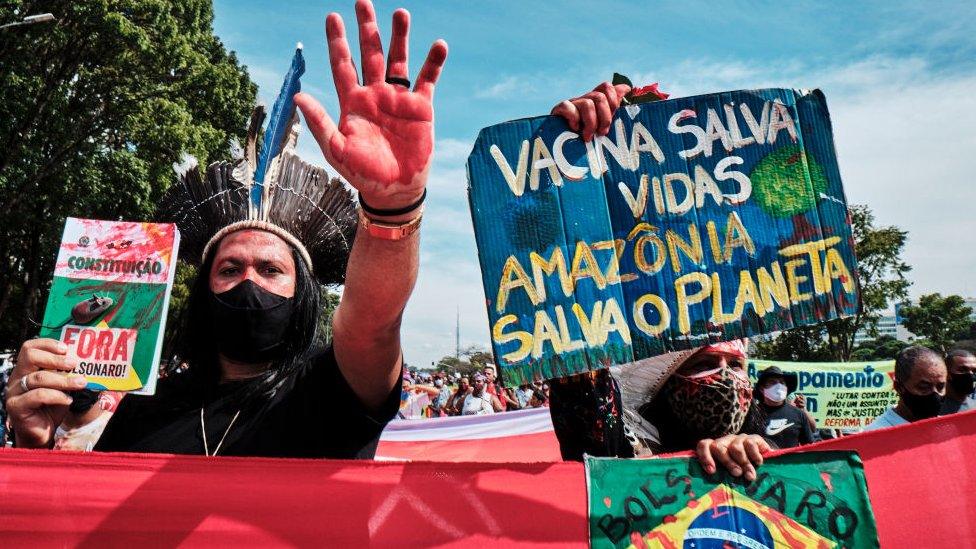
8 1 447 458
940 349 976 415
864 346 947 431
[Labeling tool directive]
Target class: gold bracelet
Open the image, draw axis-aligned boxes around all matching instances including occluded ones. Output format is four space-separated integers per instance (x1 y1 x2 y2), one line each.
358 208 423 241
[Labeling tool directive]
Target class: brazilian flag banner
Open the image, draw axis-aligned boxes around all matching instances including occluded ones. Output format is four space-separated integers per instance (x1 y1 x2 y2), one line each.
586 451 878 548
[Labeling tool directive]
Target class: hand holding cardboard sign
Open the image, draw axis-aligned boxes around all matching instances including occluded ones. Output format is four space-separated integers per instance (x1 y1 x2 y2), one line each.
295 0 448 211
550 82 632 142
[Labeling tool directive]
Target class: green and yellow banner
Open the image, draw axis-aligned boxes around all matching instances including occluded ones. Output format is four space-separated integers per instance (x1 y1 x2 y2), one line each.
748 359 897 429
587 451 879 548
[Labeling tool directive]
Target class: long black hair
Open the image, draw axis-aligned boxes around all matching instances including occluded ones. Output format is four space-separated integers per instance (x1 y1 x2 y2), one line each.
171 244 321 408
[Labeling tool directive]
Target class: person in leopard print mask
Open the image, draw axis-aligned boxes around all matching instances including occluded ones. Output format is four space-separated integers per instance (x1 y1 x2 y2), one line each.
547 84 772 480
638 340 772 481
550 339 772 482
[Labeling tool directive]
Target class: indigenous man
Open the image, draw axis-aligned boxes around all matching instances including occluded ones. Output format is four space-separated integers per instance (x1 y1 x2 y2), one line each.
5 0 447 459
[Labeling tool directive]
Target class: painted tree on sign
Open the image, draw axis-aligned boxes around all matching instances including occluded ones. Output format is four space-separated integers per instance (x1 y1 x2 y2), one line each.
899 294 973 353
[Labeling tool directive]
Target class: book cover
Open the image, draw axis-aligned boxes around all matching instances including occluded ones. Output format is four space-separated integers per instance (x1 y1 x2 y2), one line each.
39 217 181 395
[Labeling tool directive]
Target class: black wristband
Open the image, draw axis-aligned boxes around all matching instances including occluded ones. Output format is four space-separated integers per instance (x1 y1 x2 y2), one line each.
359 189 426 217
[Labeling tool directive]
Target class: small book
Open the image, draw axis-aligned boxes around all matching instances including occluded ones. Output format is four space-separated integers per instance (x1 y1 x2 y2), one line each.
39 217 181 395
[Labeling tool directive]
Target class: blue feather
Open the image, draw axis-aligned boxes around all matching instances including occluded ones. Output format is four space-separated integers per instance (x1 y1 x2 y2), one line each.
251 46 306 211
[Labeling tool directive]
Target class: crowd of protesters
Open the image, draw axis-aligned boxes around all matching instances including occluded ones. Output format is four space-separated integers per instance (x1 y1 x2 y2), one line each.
397 363 550 418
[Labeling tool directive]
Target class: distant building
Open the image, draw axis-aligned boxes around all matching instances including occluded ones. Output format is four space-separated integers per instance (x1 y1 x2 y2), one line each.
853 297 976 344
852 313 913 345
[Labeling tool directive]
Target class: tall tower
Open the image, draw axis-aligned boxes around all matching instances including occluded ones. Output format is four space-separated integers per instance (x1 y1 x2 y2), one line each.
455 305 461 359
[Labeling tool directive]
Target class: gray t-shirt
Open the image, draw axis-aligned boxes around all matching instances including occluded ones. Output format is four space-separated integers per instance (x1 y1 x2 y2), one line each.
863 407 908 431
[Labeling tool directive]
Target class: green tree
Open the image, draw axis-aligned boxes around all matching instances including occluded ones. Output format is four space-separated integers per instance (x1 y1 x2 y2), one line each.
752 327 833 362
433 345 496 378
899 293 973 353
0 1 256 347
159 260 197 361
753 205 911 361
434 357 477 379
952 321 976 342
314 286 341 347
849 335 911 361
462 345 494 370
435 355 468 378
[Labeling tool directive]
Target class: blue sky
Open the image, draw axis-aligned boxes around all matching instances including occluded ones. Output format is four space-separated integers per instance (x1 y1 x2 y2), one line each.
214 0 976 369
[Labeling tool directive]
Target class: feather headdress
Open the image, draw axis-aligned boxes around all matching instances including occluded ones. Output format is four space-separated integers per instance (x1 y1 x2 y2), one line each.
156 45 357 285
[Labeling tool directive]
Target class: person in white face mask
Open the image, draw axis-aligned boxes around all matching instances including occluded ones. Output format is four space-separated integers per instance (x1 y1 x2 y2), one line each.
755 366 816 449
431 375 453 417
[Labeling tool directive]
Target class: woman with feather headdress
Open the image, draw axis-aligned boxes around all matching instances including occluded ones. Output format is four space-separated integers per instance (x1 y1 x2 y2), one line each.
6 0 447 458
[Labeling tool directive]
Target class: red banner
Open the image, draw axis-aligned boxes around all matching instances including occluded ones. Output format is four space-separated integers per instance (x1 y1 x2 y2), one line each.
2 410 974 547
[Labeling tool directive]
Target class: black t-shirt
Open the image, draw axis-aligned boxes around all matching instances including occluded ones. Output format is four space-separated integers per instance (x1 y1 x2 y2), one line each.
95 346 401 459
760 402 815 449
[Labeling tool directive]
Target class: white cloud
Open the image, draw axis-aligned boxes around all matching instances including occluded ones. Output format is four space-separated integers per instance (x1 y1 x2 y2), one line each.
829 70 976 300
475 75 534 99
433 138 474 166
399 153 486 368
401 253 490 368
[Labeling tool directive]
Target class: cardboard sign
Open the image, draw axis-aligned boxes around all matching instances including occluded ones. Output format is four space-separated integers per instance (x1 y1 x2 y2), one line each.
586 452 879 548
750 359 897 430
39 217 180 395
467 88 859 386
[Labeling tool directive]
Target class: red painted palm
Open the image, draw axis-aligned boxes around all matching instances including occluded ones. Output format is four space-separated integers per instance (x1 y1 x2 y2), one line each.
296 1 447 211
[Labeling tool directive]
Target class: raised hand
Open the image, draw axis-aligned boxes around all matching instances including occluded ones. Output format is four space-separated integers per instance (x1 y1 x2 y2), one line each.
295 0 448 211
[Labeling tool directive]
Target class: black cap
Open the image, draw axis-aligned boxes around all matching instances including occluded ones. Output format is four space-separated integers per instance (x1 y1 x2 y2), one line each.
756 365 798 394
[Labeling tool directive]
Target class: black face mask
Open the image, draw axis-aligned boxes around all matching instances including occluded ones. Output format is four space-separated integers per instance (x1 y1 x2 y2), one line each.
949 371 976 396
209 280 294 364
900 389 943 420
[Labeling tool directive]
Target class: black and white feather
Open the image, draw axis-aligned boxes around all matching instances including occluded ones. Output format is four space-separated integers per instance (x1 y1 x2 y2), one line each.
156 107 358 285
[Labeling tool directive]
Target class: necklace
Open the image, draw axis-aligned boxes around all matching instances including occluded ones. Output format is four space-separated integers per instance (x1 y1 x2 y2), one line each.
200 406 242 457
